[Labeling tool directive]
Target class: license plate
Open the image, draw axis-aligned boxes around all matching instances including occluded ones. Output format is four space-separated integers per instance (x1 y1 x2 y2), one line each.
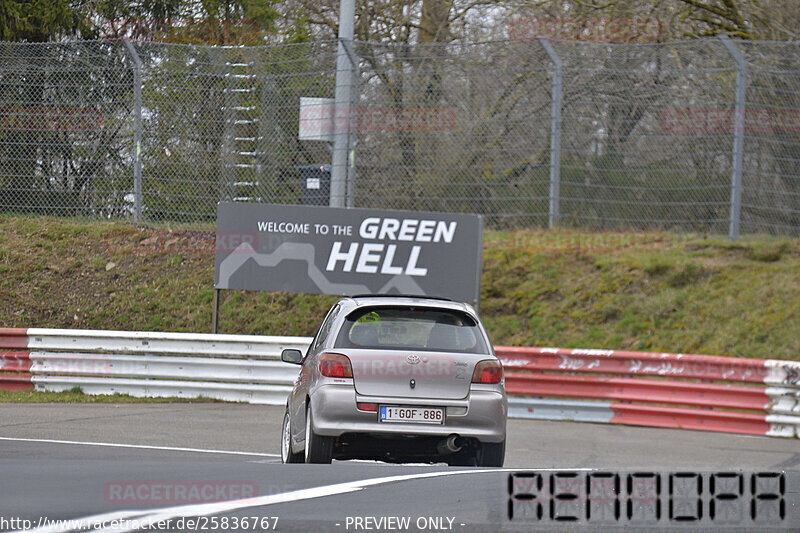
380 406 444 424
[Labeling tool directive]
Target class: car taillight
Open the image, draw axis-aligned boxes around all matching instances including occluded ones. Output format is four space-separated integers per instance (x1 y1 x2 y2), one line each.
472 360 503 384
319 352 353 378
356 402 377 412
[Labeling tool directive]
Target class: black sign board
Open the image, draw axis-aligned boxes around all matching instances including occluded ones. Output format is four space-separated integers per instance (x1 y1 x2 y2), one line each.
214 203 483 303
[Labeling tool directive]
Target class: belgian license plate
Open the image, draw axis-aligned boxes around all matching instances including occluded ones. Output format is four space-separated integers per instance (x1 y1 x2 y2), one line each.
380 406 444 424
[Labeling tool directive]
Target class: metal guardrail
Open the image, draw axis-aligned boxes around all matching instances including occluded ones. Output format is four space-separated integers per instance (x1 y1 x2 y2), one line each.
0 328 310 404
2 328 799 438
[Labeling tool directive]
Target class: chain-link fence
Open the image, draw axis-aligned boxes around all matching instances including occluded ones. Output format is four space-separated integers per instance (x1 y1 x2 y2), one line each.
1 38 798 235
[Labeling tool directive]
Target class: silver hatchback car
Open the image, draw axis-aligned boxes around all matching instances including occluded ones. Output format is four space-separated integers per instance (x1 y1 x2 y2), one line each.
280 295 507 466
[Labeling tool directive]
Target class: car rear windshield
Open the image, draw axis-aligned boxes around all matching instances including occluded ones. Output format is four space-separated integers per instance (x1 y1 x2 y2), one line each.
334 306 489 354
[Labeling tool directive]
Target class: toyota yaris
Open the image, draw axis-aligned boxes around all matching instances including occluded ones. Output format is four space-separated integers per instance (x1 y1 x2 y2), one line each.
280 295 507 465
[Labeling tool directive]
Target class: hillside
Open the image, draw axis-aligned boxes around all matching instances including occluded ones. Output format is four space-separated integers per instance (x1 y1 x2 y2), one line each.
1 215 798 360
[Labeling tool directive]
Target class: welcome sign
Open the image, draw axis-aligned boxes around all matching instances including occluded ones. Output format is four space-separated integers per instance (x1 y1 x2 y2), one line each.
214 203 483 303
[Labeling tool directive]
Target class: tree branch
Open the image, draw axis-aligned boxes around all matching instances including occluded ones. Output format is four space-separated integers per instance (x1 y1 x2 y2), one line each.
676 0 732 20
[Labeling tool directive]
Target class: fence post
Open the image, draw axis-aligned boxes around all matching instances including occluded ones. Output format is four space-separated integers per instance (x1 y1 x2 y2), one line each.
719 35 746 241
341 40 359 208
539 38 562 230
331 0 356 208
123 40 144 223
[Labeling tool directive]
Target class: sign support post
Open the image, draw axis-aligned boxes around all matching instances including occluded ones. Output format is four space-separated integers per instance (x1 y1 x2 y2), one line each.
212 288 220 334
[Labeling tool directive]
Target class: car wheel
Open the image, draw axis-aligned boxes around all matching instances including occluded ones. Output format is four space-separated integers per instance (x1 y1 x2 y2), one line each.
281 409 303 463
304 404 333 464
477 439 505 467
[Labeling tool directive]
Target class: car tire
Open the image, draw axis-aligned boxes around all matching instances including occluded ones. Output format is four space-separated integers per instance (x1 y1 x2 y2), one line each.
281 409 303 463
477 439 505 467
304 404 333 464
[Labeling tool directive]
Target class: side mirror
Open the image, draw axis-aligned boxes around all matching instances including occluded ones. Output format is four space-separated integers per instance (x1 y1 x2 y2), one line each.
281 349 303 364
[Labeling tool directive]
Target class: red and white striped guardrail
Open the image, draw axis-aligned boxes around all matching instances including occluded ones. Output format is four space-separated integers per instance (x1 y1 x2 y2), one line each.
496 346 800 438
2 328 799 438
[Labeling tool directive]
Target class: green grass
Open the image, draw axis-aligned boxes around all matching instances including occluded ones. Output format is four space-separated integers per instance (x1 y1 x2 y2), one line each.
1 215 798 360
0 388 222 403
480 230 800 359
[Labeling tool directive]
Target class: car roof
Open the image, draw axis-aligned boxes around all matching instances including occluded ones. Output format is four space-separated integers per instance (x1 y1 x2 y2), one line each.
337 295 475 315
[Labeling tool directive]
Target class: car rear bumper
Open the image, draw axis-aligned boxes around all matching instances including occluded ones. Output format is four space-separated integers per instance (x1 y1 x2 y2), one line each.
309 383 507 443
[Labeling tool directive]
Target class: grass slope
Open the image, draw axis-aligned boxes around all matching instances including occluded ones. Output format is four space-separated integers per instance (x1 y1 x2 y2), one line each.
1 216 798 360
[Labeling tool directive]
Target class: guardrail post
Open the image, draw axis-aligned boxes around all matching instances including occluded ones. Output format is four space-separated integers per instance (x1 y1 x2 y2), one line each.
123 40 144 223
538 38 562 230
719 35 746 241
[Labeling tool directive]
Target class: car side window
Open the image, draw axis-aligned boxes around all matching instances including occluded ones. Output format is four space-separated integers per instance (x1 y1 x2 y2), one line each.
307 304 340 357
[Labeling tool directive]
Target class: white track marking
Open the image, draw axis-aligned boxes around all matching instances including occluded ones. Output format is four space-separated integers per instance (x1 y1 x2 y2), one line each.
99 468 586 533
0 436 279 457
18 468 593 533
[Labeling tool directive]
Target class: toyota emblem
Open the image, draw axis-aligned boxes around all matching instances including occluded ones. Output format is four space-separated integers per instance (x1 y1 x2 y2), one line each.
406 354 421 365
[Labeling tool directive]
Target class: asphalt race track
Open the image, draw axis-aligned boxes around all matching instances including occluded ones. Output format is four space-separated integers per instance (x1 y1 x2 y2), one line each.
1 404 799 532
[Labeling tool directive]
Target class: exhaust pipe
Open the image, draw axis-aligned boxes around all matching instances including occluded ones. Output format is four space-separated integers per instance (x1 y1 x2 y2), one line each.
437 435 467 455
